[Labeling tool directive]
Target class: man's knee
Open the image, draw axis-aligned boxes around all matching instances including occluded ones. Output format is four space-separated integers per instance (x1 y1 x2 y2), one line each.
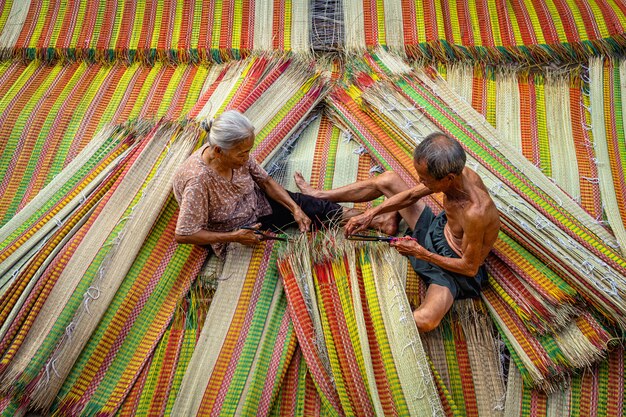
413 308 444 333
376 170 400 183
375 171 403 191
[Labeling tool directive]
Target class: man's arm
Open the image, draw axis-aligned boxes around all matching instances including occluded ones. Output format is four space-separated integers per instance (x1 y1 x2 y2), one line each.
370 184 432 216
257 177 311 232
345 184 432 235
391 210 487 276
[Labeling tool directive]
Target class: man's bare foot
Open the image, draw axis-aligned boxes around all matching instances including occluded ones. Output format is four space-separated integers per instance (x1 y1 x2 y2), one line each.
294 172 321 198
370 211 401 236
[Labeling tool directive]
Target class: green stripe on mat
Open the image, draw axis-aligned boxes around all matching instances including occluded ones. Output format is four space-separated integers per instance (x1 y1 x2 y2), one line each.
220 246 285 414
54 196 177 401
241 294 296 415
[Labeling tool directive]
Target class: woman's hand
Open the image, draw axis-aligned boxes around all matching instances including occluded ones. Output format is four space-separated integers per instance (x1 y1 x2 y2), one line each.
292 208 311 233
259 177 311 233
232 223 263 246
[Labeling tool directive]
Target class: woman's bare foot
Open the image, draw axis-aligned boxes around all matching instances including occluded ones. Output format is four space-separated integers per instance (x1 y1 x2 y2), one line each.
294 172 322 198
370 211 401 236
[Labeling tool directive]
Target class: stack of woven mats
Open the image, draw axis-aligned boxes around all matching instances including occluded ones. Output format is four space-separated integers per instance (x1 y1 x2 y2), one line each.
0 0 624 63
0 59 329 415
324 51 626 415
1 1 626 416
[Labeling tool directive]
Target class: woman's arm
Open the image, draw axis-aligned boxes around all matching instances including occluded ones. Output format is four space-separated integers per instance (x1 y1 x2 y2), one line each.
175 226 262 246
258 178 311 232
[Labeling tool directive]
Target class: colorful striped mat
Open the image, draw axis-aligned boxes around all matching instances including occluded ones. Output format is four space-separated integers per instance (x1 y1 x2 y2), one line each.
438 60 626 256
1 1 625 65
420 298 507 417
405 261 505 417
323 53 626 390
349 0 626 63
0 2 624 412
0 61 209 225
113 279 212 416
439 64 604 221
0 0 310 63
0 122 139 288
0 56 326 230
278 234 444 416
504 345 625 417
268 349 332 417
0 121 206 411
0 53 331 415
170 242 298 416
588 57 626 259
50 199 207 416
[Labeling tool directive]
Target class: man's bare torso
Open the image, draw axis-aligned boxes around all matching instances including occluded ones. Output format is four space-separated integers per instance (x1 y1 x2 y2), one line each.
442 168 500 261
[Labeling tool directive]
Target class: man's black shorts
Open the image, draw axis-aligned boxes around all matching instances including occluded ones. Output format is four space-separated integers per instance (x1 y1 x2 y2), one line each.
407 206 485 299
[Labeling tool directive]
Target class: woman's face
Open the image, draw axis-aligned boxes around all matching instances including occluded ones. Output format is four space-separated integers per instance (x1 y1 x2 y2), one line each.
219 135 255 169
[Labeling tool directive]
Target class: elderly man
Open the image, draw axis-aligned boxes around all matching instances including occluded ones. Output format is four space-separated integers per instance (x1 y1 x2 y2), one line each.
294 132 500 332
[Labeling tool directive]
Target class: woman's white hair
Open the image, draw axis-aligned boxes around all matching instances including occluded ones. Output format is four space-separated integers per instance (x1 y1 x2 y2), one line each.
204 110 255 150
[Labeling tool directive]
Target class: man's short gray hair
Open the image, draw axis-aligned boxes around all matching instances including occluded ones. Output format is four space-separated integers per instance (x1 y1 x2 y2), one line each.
412 132 466 180
204 110 255 150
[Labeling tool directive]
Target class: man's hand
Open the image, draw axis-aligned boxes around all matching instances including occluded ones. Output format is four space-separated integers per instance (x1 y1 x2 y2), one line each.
344 211 375 236
233 223 263 246
292 207 312 233
390 236 427 258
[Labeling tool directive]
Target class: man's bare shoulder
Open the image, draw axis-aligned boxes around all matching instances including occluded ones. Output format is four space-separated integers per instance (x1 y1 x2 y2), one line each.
464 170 500 229
465 200 500 228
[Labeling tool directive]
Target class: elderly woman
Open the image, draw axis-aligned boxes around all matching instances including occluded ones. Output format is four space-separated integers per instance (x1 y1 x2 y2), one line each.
173 110 394 258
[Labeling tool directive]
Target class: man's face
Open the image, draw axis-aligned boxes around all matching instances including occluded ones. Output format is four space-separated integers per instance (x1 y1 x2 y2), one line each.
413 160 451 192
